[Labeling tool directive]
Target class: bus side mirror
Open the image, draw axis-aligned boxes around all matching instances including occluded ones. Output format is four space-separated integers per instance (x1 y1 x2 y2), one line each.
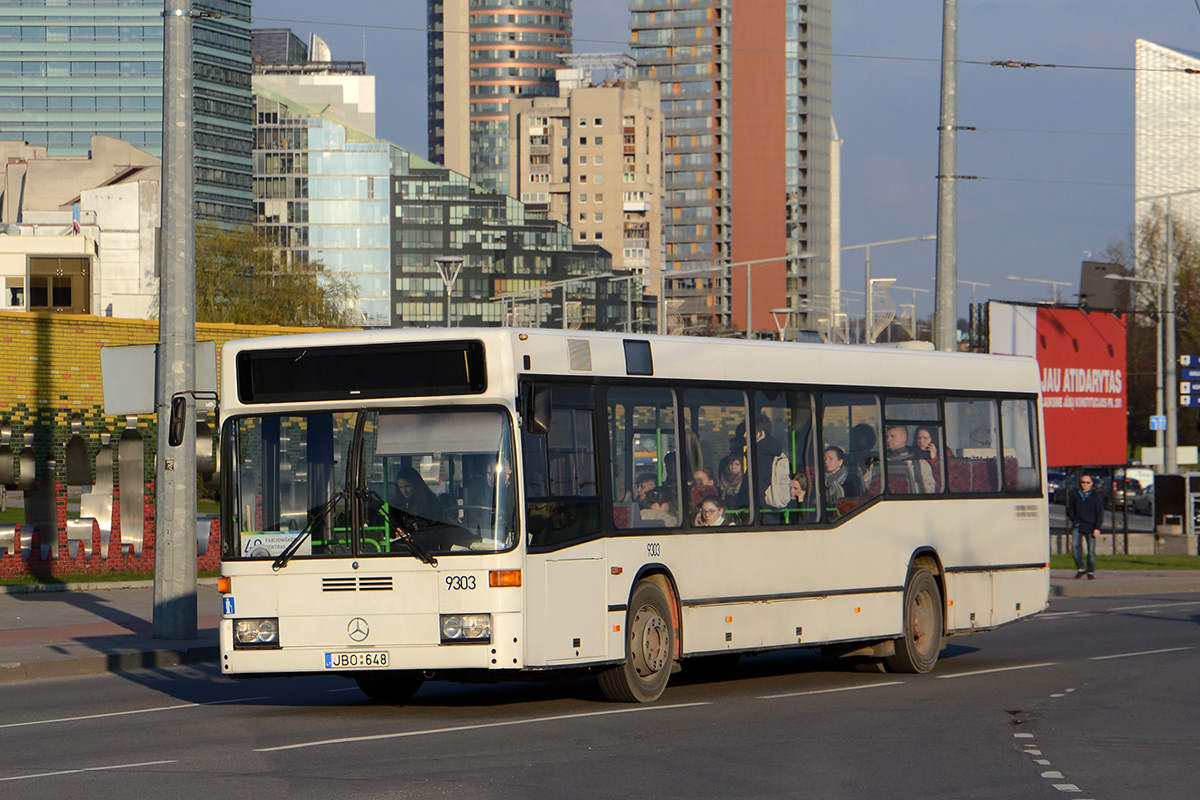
168 395 187 447
526 386 552 435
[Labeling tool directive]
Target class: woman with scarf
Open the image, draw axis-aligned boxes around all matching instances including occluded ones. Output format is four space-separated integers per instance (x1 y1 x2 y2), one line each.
823 445 862 503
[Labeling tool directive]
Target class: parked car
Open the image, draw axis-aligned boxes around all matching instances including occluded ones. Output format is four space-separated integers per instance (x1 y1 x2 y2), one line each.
1046 470 1065 502
1131 484 1154 515
1110 477 1142 509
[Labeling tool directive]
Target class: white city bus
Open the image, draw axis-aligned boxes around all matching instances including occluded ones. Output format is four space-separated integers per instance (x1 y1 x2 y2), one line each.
217 328 1049 702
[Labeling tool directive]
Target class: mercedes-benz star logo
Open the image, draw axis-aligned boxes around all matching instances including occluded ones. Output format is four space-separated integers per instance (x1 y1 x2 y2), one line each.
347 617 370 642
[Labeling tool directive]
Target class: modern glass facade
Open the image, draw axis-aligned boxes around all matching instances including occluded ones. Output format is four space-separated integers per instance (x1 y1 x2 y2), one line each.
254 93 392 326
392 150 626 330
427 0 572 195
0 0 252 225
630 0 832 334
1135 39 1200 230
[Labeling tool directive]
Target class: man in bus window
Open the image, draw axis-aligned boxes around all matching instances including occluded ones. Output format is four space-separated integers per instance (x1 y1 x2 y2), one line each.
752 412 788 508
633 473 657 507
885 424 934 494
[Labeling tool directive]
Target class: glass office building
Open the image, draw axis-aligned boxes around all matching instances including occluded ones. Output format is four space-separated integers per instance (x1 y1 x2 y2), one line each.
0 0 253 225
255 88 392 327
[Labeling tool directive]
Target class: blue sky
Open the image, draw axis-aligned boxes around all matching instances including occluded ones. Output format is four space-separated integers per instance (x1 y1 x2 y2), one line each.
254 0 1200 318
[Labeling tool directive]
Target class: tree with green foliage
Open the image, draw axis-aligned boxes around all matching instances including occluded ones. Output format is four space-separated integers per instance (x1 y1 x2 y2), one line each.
194 224 358 327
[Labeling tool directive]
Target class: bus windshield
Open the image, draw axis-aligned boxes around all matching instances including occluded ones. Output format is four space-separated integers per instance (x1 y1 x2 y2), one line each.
224 408 518 561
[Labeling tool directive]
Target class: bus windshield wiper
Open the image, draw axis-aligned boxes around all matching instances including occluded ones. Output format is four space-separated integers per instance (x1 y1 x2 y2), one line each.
272 489 346 571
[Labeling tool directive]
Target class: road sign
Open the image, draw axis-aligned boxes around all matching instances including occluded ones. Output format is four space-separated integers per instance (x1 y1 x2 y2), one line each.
1182 383 1200 394
1181 394 1200 408
1182 355 1200 368
1184 368 1200 381
1151 415 1167 431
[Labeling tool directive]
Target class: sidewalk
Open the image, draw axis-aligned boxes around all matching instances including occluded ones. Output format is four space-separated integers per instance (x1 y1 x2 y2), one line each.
0 580 220 684
2 572 1199 684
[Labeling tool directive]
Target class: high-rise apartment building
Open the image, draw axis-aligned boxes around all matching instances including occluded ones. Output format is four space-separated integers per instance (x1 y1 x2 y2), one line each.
508 55 663 287
427 0 572 195
1135 39 1200 232
0 0 253 225
631 0 833 336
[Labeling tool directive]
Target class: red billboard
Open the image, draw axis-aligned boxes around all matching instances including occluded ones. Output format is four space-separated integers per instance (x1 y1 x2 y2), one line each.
990 304 1127 467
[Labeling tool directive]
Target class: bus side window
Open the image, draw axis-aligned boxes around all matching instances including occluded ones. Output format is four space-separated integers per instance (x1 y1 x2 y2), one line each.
945 398 1001 494
523 385 602 548
607 386 679 530
1001 398 1040 492
755 391 818 526
820 393 881 516
682 388 747 524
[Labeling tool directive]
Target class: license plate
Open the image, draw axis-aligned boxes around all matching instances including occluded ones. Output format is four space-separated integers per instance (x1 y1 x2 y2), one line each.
324 651 389 669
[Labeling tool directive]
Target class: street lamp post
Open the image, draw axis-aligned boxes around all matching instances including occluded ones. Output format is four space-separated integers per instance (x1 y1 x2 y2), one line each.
842 234 936 344
434 256 465 328
1004 275 1071 304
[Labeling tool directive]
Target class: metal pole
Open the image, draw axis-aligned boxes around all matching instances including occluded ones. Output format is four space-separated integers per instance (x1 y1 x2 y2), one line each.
933 0 959 351
745 264 753 340
1166 198 1178 473
1156 281 1164 455
864 246 872 344
154 0 197 640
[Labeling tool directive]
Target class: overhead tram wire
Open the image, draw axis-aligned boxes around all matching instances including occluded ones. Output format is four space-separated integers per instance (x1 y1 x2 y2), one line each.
253 16 1200 76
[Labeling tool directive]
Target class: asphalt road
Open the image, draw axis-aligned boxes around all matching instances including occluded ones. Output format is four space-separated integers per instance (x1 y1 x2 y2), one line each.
2 591 1198 799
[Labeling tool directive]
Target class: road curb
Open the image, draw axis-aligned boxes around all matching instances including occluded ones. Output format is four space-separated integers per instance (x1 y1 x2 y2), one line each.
1051 580 1200 598
0 643 218 684
0 578 218 595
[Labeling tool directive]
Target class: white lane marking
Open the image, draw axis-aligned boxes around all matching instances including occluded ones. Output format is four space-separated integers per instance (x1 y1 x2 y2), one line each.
1051 784 1082 792
937 662 1057 680
255 701 711 753
1035 759 1051 765
0 760 176 783
1089 646 1192 661
1025 749 1043 755
1036 611 1082 619
759 681 904 700
1041 770 1064 779
0 696 271 730
1014 733 1035 739
1051 693 1065 697
1109 601 1200 612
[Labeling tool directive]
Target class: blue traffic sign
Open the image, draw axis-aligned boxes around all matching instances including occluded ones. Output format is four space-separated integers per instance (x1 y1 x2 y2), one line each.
1182 383 1200 394
1151 415 1167 431
1182 355 1200 368
1181 394 1200 408
1183 368 1200 381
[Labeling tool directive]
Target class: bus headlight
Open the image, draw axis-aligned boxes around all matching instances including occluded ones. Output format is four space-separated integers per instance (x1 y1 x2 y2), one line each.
440 614 492 643
233 618 280 649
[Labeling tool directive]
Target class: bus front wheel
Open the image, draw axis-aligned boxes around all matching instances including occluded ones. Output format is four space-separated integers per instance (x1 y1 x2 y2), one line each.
354 670 425 704
885 568 943 674
598 581 675 702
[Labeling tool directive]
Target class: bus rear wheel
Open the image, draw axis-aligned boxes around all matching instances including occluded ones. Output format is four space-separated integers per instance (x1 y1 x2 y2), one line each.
354 670 425 704
885 568 943 674
598 581 675 703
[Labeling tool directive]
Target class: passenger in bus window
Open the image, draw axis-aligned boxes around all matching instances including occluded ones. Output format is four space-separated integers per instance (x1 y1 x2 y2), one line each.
641 486 680 527
694 495 729 526
690 467 718 507
634 473 658 507
752 413 788 507
914 426 949 491
716 454 747 509
823 446 862 502
390 466 444 520
885 424 935 494
787 472 809 507
847 423 877 475
486 457 512 489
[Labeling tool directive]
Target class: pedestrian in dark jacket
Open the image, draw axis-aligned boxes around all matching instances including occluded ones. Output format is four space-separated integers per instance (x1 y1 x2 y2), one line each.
1066 474 1105 579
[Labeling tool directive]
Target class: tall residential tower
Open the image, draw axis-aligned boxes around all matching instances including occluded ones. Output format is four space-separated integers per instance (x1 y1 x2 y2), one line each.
631 0 833 336
427 0 572 195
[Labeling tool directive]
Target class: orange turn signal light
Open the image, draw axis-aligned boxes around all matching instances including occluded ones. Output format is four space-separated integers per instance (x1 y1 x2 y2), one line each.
217 576 231 594
489 569 522 587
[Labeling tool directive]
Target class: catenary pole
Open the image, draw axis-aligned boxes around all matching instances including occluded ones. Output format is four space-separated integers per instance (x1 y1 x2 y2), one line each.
933 0 958 351
154 0 198 639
